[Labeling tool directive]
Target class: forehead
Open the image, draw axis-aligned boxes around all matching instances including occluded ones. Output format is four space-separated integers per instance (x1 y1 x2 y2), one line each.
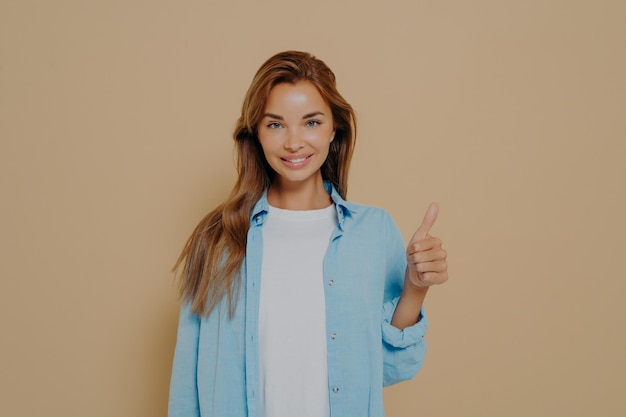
264 81 329 112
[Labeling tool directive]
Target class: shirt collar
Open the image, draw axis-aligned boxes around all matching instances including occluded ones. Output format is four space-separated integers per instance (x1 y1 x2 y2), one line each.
250 181 356 228
324 181 356 231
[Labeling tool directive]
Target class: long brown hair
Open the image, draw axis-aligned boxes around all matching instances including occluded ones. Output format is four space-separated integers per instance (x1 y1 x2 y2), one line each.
174 51 357 316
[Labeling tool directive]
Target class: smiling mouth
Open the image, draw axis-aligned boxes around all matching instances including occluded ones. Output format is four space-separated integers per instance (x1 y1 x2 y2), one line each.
282 156 310 163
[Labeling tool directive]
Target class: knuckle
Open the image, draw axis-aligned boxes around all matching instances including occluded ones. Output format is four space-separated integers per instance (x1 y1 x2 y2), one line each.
424 273 436 285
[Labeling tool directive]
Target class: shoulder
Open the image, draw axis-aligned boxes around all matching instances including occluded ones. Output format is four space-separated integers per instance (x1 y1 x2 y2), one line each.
345 199 392 218
326 182 398 230
342 200 398 231
340 201 406 262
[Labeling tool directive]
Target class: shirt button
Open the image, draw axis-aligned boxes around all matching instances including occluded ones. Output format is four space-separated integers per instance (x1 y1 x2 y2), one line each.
328 280 334 286
331 332 337 339
332 386 339 393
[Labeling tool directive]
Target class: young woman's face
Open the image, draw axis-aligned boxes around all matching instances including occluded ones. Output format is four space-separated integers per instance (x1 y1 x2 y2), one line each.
257 81 335 190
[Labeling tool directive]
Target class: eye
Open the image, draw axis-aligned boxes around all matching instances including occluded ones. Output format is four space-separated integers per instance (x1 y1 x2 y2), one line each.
305 120 321 127
267 122 282 129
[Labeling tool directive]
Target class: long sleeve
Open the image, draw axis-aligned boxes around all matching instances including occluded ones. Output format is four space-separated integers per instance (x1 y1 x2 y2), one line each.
168 302 201 417
380 212 428 387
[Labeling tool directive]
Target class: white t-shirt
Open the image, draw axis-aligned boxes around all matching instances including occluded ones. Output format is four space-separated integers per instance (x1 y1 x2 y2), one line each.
258 203 338 417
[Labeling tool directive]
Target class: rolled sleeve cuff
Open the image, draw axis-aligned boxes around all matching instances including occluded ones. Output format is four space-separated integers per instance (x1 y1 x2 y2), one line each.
381 298 428 349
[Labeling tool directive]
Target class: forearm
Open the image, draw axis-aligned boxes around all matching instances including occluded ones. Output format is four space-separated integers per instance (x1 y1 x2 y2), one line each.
390 268 429 330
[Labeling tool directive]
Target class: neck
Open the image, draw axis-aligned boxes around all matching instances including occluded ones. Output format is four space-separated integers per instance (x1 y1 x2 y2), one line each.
267 177 331 210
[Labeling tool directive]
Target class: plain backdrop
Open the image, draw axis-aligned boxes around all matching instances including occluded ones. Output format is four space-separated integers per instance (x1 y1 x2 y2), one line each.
1 1 625 416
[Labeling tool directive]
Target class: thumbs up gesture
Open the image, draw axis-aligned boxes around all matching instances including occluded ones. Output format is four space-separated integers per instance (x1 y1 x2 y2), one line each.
406 203 448 288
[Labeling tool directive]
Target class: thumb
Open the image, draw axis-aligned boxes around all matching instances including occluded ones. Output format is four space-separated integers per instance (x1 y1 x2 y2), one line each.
411 202 439 241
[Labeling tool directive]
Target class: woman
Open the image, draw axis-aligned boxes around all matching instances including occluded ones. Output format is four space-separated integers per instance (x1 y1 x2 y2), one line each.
169 50 448 417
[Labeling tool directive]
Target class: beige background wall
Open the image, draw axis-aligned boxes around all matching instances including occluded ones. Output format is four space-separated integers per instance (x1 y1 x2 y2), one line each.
1 1 625 416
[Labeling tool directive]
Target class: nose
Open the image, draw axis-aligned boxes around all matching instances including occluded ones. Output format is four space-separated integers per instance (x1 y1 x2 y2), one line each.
284 128 303 152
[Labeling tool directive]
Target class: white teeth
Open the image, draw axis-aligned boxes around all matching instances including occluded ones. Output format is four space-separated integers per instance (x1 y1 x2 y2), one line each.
286 157 306 163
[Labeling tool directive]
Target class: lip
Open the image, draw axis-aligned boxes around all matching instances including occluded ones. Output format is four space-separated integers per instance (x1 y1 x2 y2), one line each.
280 154 313 169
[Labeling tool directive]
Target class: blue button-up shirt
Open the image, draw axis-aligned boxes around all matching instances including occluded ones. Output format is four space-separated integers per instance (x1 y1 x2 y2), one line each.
168 183 428 417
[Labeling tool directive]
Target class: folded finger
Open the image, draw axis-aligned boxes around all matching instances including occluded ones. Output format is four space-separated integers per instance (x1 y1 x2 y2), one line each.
409 248 447 264
408 236 443 255
414 260 448 274
418 271 449 286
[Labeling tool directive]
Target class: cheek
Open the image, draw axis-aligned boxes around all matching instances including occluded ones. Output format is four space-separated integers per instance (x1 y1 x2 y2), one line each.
308 128 334 147
257 134 277 154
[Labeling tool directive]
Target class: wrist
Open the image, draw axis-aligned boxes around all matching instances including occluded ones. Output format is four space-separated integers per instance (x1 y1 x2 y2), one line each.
404 279 430 295
405 268 430 292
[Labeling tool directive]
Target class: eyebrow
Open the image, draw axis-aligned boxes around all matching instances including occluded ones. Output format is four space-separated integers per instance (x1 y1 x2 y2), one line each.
261 111 325 120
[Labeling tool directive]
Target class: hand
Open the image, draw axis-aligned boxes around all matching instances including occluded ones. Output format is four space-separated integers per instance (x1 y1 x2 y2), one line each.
406 203 448 288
